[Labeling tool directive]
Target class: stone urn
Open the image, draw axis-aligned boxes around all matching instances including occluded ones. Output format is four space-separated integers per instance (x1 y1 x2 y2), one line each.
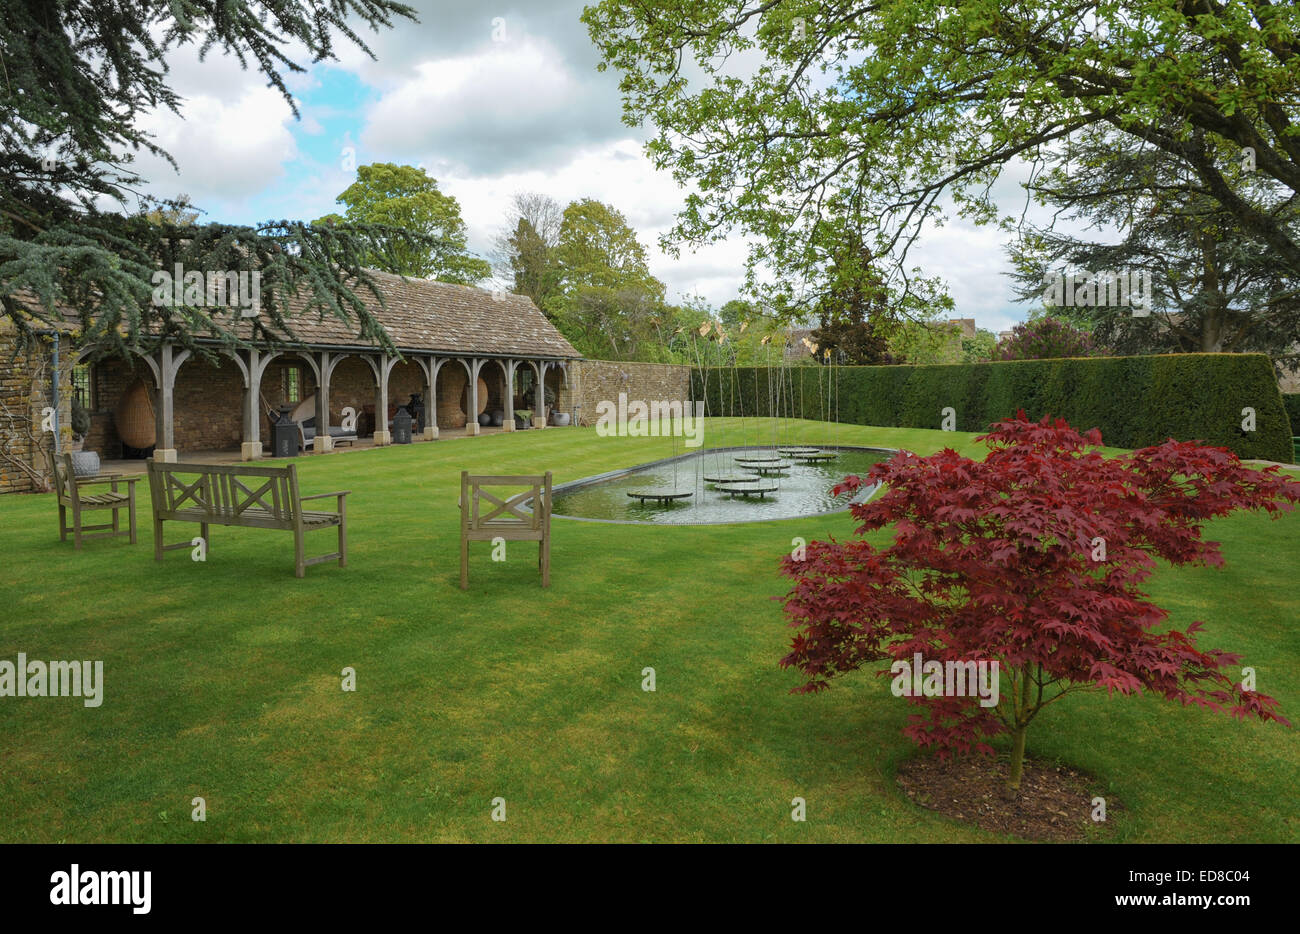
69 450 101 478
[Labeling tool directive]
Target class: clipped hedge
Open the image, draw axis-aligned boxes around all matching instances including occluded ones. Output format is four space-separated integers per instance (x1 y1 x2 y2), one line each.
690 353 1292 462
1283 393 1299 438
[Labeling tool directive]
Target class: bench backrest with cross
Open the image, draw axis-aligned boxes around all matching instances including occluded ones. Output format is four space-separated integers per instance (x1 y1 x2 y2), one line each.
460 471 552 588
460 472 552 542
147 461 304 530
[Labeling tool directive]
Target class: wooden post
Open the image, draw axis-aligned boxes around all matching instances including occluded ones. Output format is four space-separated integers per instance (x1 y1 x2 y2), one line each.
314 351 334 453
503 360 517 432
372 354 393 446
533 361 549 429
288 464 306 578
240 347 262 461
127 480 137 545
153 344 190 462
421 356 441 440
69 460 84 549
541 470 551 587
465 358 482 436
459 470 470 589
148 461 164 561
336 492 347 567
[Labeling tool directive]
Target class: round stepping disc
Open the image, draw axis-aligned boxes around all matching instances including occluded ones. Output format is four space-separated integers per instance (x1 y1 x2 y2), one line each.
778 446 819 455
627 489 694 504
749 460 794 473
792 451 837 462
713 480 779 498
702 472 761 484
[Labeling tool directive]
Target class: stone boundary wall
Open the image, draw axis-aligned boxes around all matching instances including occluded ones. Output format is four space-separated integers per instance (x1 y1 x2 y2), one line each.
559 360 693 427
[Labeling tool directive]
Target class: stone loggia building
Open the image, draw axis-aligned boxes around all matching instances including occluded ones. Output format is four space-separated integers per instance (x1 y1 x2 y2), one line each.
1 271 585 494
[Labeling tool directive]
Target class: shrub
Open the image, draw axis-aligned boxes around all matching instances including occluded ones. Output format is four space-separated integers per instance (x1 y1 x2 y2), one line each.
778 413 1300 793
70 398 91 438
997 317 1101 360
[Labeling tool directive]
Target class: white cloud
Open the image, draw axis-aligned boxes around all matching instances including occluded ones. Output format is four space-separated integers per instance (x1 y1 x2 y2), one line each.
135 86 299 208
361 36 619 176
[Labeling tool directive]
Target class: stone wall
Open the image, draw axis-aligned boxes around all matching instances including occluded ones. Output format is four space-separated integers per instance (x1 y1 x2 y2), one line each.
0 330 85 494
86 354 243 456
0 335 52 494
84 356 137 457
173 357 244 450
563 360 692 426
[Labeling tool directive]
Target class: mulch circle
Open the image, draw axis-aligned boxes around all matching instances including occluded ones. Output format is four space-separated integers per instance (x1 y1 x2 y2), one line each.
895 753 1121 841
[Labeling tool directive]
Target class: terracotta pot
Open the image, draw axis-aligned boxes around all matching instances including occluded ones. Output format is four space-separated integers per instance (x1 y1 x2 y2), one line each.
115 380 156 449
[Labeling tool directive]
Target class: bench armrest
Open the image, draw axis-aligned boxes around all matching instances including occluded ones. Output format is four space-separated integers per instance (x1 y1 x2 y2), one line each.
76 475 138 487
300 490 350 511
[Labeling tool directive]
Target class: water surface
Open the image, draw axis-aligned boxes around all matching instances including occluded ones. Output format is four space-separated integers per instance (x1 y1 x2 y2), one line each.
552 446 891 524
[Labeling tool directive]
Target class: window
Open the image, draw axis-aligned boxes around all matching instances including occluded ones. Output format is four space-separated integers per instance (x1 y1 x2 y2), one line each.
285 366 301 404
72 364 93 410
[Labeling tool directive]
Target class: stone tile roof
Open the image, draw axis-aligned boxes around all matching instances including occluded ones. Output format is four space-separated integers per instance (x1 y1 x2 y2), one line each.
261 270 580 359
12 269 581 359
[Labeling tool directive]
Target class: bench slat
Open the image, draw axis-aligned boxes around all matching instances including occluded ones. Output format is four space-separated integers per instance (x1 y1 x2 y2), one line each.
163 507 339 529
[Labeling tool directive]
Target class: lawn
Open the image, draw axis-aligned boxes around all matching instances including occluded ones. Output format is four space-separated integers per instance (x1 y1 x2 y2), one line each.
0 418 1296 842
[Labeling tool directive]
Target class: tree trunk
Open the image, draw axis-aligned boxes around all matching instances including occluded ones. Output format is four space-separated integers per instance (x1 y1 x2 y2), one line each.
1199 231 1227 352
1004 663 1031 798
1005 723 1028 797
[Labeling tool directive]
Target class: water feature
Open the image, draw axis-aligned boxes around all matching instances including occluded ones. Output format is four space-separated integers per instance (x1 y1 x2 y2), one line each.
552 445 892 524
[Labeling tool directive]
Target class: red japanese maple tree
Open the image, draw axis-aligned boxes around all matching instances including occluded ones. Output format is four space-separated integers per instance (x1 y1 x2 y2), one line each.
779 412 1299 793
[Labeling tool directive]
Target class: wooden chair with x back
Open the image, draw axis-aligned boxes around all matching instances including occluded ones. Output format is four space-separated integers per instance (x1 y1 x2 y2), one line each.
459 471 552 590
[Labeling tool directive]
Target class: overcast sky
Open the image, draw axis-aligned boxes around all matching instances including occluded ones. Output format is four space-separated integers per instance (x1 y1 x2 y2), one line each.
131 0 1048 335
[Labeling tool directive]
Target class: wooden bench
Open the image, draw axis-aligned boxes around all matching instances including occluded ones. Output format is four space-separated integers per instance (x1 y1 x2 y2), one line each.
146 461 349 578
460 471 552 589
49 452 138 549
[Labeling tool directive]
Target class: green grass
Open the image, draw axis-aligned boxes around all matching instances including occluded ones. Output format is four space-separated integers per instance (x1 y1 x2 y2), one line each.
1 418 1296 842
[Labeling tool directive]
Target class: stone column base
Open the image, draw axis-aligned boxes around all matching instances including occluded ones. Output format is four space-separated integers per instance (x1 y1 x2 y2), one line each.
153 448 177 463
240 441 262 462
373 430 392 446
315 434 334 453
532 417 546 430
503 420 515 432
466 423 481 436
423 426 439 441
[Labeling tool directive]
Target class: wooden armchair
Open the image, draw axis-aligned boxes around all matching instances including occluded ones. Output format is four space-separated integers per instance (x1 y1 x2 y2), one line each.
460 471 552 589
48 451 138 549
